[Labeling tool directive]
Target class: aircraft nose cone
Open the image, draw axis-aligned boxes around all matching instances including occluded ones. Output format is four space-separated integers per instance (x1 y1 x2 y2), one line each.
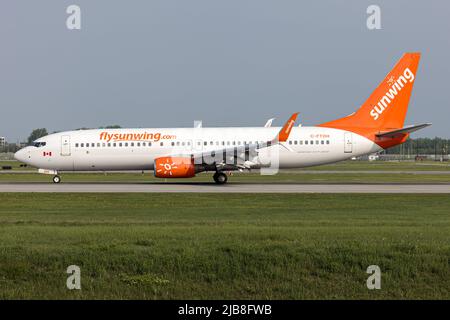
14 148 27 163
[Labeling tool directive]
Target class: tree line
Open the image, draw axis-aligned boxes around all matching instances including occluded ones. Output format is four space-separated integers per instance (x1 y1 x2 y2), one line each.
383 137 450 156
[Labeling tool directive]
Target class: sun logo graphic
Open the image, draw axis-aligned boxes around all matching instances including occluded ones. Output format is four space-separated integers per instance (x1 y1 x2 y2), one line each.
156 159 178 176
154 156 196 178
387 75 395 86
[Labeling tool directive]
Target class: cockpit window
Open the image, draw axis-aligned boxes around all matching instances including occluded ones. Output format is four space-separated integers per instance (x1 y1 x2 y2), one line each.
33 142 46 147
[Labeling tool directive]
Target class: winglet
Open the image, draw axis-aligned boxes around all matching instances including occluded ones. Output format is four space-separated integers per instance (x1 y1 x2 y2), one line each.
277 113 299 142
264 118 275 128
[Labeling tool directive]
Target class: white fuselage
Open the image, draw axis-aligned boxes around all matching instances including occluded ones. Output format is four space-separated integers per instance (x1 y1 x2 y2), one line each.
15 126 381 172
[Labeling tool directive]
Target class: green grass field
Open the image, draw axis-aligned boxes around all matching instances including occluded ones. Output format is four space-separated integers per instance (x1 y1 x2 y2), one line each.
0 160 34 171
0 193 448 299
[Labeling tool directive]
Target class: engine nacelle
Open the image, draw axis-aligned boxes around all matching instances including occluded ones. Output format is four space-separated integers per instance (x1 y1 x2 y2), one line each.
154 156 196 178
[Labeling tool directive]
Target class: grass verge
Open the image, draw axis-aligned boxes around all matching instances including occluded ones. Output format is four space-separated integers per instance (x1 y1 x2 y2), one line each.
0 193 449 299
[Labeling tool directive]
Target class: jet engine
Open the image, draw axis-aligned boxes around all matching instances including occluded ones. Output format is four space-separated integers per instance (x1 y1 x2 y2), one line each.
154 156 196 178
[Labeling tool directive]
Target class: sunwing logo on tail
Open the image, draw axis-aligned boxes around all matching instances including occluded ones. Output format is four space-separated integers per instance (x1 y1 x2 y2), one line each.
370 68 415 120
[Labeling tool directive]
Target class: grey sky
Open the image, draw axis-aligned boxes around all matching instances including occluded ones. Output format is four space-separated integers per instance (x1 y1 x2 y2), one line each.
1 0 449 142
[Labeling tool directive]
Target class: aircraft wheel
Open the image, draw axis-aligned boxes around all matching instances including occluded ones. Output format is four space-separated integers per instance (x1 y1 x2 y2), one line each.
213 172 228 184
53 175 61 184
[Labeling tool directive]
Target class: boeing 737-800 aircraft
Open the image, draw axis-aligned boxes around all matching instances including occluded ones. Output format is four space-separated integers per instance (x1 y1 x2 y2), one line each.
15 53 430 184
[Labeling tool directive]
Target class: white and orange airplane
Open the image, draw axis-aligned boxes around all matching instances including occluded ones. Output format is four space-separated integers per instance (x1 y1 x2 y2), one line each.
15 53 430 184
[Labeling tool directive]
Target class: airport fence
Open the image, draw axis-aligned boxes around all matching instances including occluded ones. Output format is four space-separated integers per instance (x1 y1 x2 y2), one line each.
357 154 450 162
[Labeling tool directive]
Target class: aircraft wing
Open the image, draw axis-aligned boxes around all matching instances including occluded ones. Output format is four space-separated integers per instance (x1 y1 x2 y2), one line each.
170 113 299 170
375 123 432 138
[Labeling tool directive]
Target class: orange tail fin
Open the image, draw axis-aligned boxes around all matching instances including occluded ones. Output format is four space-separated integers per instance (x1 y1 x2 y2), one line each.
319 53 421 145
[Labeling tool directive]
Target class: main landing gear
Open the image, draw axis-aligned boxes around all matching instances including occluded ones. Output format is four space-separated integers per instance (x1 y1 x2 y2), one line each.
52 175 61 184
213 172 228 185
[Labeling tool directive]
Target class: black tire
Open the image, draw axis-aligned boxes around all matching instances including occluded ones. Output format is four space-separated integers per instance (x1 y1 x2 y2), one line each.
213 172 228 184
53 175 61 184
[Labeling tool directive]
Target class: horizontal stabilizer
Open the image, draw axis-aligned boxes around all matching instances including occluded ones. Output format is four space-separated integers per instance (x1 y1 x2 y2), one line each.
376 123 431 138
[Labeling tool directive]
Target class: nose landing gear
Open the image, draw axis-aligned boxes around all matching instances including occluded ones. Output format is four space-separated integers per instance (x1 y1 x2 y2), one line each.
213 172 228 184
52 175 61 184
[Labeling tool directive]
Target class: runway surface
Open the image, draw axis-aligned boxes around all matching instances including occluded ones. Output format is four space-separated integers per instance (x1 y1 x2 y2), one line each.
0 183 449 193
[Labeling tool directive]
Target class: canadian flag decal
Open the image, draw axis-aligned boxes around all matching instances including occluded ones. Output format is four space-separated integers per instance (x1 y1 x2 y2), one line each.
43 151 52 157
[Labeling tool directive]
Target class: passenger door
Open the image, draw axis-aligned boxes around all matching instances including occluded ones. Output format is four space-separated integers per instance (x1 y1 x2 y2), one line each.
344 132 353 153
61 135 71 156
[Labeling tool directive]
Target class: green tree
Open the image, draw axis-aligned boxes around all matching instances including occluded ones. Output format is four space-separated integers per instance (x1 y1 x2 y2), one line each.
27 128 48 144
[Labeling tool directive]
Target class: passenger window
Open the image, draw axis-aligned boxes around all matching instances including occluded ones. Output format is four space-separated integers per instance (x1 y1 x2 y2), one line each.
232 141 236 146
160 142 164 146
321 140 324 145
294 141 298 145
130 142 134 147
176 142 180 146
305 141 308 145
119 143 123 147
113 143 117 147
75 143 79 147
210 141 213 145
204 141 207 146
97 143 100 147
108 143 111 147
102 143 106 147
182 142 185 146
326 140 330 144
148 142 151 146
171 142 175 146
289 141 292 145
142 142 146 147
